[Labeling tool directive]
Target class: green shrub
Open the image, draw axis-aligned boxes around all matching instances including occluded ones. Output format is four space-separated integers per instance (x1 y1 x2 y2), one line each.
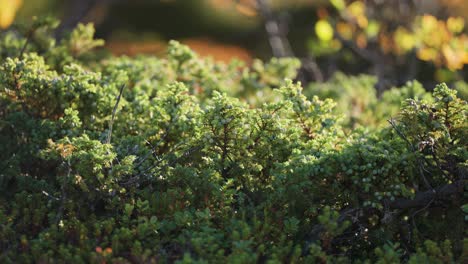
0 19 466 263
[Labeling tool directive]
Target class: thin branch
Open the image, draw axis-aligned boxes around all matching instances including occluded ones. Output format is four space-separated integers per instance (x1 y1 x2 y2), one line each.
19 29 34 59
389 180 464 210
42 190 60 201
300 56 324 83
256 0 293 57
388 118 433 190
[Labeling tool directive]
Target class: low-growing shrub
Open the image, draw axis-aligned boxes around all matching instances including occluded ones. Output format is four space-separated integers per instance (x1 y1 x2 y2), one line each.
0 19 466 263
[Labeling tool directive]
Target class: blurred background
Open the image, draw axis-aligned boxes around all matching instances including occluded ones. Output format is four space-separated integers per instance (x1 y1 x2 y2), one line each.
1 0 468 91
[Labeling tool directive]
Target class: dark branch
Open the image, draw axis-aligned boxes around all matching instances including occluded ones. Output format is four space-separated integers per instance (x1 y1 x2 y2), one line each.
304 180 465 251
389 180 465 210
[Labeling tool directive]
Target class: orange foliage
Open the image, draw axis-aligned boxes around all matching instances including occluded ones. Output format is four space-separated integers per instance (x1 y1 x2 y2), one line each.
106 41 167 57
183 38 252 63
107 38 251 63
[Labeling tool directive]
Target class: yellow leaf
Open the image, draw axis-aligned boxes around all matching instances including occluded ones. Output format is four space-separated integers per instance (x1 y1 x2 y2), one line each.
330 0 346 10
447 17 465 34
417 47 438 62
315 19 334 42
0 0 22 29
462 52 468 65
347 1 365 17
442 44 464 70
394 27 416 53
420 15 438 33
365 20 380 38
356 15 368 29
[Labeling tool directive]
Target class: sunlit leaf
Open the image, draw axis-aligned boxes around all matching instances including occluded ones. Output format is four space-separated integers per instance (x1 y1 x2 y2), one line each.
315 19 334 42
347 1 365 17
0 0 22 29
442 44 466 70
417 47 438 62
330 0 346 11
356 15 368 29
365 20 380 38
394 27 416 53
447 17 465 34
420 15 438 33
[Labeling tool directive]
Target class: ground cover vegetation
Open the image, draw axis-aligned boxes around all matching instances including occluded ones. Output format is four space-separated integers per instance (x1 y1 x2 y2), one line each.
0 18 467 263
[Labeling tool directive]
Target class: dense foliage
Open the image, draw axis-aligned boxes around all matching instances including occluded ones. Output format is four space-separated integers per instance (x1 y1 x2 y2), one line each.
0 20 467 263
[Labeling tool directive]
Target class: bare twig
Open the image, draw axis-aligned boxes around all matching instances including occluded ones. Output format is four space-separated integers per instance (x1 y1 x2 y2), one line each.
42 190 60 201
300 57 324 83
106 84 126 145
19 29 34 59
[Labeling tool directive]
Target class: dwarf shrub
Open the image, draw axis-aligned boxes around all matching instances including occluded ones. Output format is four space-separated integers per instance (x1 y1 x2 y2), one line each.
0 19 466 263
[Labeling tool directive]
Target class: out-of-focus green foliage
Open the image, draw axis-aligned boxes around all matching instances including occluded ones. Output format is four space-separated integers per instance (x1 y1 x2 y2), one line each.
0 20 466 263
306 73 433 127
